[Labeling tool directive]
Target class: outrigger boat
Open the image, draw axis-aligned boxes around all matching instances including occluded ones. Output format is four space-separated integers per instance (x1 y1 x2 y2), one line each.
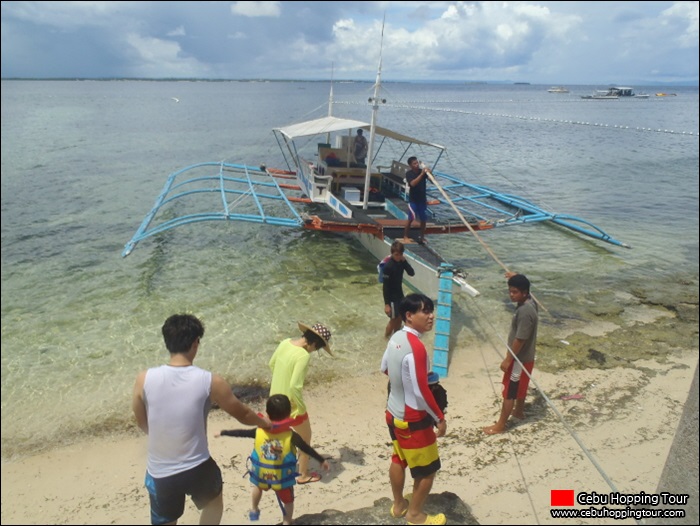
123 44 628 375
121 111 629 269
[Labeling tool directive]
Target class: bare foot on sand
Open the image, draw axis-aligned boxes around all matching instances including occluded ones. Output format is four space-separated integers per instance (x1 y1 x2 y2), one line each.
482 424 505 435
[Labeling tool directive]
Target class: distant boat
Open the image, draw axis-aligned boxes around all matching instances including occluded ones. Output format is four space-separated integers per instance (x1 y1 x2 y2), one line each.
547 86 569 93
656 92 677 97
635 92 650 99
581 92 619 100
609 86 635 97
580 86 638 99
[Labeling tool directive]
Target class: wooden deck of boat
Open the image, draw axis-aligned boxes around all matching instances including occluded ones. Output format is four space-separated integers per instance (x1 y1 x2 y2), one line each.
309 195 449 268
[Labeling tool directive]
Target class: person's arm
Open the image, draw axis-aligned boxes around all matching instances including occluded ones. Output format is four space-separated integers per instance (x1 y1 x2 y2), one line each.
407 168 428 187
131 370 148 433
382 262 393 305
292 431 330 471
269 348 277 373
288 355 310 416
216 428 256 438
402 259 415 277
501 305 535 371
211 374 271 428
406 342 444 424
501 338 524 372
380 345 390 375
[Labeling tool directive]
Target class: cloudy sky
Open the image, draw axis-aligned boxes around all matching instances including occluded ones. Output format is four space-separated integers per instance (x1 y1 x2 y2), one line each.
1 1 698 84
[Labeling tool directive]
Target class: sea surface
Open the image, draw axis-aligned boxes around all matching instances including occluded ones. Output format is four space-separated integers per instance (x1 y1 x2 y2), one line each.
1 80 698 459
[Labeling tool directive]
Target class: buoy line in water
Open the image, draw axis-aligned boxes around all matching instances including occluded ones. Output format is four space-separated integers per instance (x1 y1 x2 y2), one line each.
335 100 699 136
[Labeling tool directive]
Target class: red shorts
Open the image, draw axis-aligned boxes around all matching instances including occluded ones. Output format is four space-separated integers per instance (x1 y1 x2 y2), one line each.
502 361 534 400
273 487 294 504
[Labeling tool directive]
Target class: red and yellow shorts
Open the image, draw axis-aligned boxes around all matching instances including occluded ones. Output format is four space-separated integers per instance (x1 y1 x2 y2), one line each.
385 411 440 478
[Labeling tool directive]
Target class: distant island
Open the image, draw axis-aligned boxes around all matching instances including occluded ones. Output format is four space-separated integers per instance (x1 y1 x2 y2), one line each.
1 77 697 87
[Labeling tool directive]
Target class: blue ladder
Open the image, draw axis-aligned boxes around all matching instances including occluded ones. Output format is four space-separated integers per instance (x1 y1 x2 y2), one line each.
432 264 454 378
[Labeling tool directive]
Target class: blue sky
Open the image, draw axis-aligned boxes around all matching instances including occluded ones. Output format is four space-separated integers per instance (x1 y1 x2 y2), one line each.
1 1 698 84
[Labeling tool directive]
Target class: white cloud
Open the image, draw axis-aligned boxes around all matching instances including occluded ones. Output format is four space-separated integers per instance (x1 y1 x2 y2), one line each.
231 1 281 18
3 1 127 28
662 1 699 48
167 26 186 37
125 33 211 77
0 1 697 83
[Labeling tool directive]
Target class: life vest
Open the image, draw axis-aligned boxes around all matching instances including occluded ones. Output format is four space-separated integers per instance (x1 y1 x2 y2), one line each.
248 421 298 490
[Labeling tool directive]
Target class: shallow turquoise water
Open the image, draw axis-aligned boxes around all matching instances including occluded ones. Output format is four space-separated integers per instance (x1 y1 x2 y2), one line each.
1 80 697 457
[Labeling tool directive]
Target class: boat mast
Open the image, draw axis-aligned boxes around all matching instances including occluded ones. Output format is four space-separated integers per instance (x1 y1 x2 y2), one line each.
362 18 386 210
326 63 334 145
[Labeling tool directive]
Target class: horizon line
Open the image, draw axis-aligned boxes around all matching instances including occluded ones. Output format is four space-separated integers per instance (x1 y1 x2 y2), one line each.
1 77 698 87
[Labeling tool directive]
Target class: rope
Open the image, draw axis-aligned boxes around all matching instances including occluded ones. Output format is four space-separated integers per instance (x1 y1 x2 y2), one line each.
465 293 643 526
415 120 634 519
424 168 551 317
333 89 643 523
429 159 636 518
335 100 699 137
470 299 542 523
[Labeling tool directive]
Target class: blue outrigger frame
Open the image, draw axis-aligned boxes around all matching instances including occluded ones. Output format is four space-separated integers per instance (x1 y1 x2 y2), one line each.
122 162 304 257
122 160 629 258
428 171 631 249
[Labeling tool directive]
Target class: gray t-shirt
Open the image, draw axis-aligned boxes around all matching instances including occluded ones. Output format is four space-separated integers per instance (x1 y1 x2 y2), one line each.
508 297 538 363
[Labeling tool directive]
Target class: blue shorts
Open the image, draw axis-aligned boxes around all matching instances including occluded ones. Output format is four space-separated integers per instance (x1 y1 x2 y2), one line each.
145 457 222 525
408 201 428 223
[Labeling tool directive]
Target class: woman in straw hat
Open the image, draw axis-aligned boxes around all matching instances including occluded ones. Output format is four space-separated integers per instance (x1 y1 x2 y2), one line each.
269 322 332 484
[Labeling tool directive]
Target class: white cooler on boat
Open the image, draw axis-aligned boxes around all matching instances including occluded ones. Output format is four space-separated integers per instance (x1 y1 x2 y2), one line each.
343 187 361 202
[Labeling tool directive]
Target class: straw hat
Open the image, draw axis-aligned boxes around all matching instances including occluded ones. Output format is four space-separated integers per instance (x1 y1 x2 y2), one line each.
298 322 333 356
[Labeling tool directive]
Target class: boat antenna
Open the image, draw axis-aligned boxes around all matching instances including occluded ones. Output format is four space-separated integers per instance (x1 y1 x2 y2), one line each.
326 62 335 145
362 16 387 210
327 61 335 117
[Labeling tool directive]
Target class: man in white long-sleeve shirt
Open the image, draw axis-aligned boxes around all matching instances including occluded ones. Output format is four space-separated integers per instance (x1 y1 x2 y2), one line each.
381 294 447 526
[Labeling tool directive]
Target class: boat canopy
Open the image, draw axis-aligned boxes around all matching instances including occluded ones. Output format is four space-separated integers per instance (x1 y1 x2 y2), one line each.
274 115 445 150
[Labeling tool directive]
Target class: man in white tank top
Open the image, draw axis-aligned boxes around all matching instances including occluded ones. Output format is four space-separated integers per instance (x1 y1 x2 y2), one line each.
132 314 270 525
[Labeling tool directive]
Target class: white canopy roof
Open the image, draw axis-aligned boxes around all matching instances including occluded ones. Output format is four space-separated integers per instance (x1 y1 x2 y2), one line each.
274 115 445 150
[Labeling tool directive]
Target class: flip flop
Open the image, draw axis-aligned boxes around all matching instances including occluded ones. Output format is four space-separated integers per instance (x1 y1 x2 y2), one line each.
389 494 412 518
407 513 447 525
296 472 322 484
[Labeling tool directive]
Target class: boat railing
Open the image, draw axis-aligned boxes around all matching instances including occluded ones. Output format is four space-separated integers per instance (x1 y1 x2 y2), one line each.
378 160 410 199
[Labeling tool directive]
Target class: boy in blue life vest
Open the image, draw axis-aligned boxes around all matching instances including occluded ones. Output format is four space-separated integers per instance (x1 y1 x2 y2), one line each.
216 394 330 524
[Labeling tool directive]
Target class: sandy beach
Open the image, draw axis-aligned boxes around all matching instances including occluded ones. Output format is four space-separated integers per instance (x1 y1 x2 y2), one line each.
2 336 696 526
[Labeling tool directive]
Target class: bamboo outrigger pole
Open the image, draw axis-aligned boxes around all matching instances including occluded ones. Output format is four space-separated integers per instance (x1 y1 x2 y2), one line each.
423 165 550 316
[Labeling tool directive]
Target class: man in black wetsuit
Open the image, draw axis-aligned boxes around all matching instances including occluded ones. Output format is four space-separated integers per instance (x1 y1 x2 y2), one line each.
382 240 415 338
